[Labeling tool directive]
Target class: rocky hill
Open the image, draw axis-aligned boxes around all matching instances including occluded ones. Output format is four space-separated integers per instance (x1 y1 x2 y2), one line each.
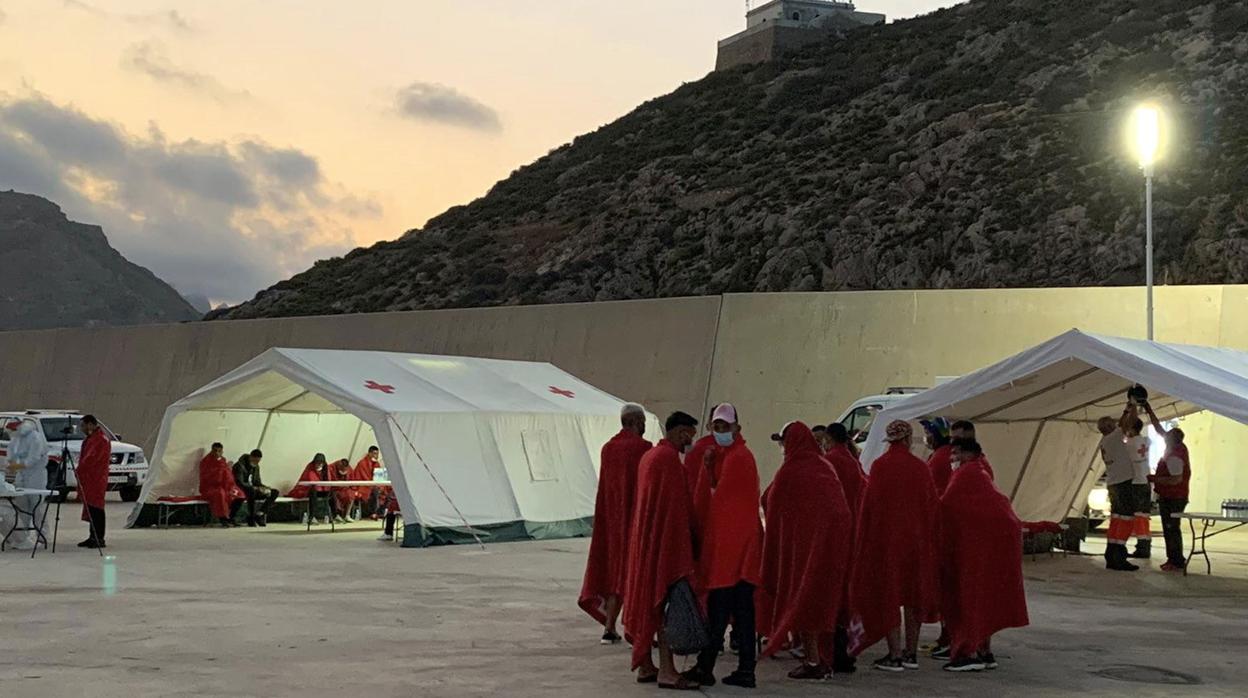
0 191 200 330
214 0 1248 320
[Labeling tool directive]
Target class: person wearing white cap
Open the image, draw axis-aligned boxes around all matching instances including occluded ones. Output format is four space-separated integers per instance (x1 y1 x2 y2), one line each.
684 402 762 689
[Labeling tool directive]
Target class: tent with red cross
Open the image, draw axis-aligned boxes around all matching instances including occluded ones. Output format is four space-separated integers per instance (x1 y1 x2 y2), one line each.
127 348 660 546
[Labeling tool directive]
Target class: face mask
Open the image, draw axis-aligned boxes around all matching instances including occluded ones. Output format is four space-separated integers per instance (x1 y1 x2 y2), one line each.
713 431 734 447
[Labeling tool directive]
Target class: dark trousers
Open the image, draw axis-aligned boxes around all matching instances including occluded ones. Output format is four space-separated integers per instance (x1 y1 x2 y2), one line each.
1158 498 1188 566
86 505 107 543
384 511 397 536
226 499 244 522
243 486 278 520
696 582 756 676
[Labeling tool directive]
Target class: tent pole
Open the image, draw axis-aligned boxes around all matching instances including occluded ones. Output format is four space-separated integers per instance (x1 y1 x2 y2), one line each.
256 410 275 452
1064 448 1103 519
970 367 1101 421
1009 421 1047 502
347 420 365 461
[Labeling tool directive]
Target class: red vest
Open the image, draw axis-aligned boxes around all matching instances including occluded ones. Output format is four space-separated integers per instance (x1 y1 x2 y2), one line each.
1154 445 1190 500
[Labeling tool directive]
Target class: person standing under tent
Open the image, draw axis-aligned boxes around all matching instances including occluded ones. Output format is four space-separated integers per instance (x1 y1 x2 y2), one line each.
578 403 652 644
233 449 278 527
623 411 700 690
849 420 941 672
939 439 1029 672
77 415 112 548
685 403 762 689
288 454 330 524
199 442 244 528
923 418 955 496
4 417 50 550
1098 404 1140 571
1143 401 1191 572
354 446 382 518
1124 418 1154 560
375 485 402 541
760 421 853 681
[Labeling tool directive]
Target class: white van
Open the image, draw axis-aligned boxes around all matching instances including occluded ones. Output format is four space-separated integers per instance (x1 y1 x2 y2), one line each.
0 410 148 502
833 387 927 445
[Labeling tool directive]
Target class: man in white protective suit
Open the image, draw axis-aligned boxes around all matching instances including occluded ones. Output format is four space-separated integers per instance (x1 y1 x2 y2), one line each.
4 417 51 550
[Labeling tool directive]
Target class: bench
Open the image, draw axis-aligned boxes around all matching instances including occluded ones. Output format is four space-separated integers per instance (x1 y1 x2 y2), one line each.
155 497 208 528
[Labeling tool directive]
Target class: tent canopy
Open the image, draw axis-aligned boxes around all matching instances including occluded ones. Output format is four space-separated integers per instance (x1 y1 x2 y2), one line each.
130 348 660 546
860 330 1248 521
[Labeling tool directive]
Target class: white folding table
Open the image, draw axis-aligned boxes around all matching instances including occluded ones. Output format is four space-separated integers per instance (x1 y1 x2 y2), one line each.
0 488 56 558
296 480 391 532
1172 510 1248 576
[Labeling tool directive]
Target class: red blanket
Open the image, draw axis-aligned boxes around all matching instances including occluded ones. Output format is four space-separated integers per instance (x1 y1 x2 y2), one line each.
849 442 941 655
940 459 1029 656
287 462 325 498
353 455 380 500
826 443 867 523
693 435 763 590
928 444 954 495
623 439 697 670
760 423 852 657
683 434 715 497
198 453 243 519
77 428 111 519
579 429 652 625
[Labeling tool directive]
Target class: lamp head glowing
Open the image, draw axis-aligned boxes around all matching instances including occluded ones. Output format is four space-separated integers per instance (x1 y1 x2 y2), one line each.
1132 104 1162 172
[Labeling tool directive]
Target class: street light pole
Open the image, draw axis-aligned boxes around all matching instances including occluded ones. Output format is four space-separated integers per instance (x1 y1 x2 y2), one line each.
1144 165 1154 341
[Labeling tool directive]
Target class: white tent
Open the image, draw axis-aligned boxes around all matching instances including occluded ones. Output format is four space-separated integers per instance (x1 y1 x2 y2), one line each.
860 329 1248 522
127 348 660 546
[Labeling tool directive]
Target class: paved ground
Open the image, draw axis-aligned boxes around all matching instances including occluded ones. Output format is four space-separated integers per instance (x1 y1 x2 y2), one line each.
2 500 1248 697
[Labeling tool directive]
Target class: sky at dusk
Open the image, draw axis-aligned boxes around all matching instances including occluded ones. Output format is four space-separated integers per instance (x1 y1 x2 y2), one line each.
0 0 958 304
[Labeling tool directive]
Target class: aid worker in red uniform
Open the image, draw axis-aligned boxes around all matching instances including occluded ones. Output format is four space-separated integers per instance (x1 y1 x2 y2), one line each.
1144 401 1191 571
76 414 112 548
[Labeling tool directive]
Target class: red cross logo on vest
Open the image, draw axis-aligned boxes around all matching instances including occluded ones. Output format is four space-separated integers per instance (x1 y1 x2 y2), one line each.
364 380 396 394
549 386 576 398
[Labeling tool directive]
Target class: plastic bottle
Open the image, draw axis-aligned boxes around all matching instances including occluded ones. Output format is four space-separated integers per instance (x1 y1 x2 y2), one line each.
102 555 117 596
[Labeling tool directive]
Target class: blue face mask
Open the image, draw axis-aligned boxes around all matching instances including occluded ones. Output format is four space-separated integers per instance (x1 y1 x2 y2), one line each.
713 431 734 447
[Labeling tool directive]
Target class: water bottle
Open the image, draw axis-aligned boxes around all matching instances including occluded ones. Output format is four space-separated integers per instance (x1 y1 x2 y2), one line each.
102 555 117 596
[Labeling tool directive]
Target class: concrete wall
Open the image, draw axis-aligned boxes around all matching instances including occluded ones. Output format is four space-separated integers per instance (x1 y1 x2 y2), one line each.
1 286 1245 511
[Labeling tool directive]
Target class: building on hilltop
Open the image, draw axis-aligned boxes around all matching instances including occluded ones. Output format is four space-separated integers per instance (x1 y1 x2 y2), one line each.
716 0 885 71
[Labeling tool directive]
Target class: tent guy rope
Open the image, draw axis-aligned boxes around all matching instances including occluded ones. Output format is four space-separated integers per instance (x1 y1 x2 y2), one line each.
387 415 487 550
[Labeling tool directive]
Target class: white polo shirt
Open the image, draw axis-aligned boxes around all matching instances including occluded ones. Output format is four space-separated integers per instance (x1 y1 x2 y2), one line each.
1126 434 1151 484
1099 428 1135 486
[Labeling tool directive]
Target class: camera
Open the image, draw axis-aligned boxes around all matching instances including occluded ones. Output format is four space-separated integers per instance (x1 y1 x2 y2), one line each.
1127 384 1149 407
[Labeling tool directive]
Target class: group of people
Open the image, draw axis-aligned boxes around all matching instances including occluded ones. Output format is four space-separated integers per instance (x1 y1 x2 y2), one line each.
1096 397 1192 572
578 403 1029 690
197 445 398 539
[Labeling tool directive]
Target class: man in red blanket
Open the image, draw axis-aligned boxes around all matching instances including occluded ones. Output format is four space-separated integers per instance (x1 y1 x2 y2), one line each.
579 403 652 644
761 421 853 680
199 442 244 527
923 418 955 496
288 454 329 524
825 423 867 520
683 415 716 496
850 420 941 672
940 439 1029 672
353 446 382 516
623 411 700 690
686 403 762 689
76 415 112 548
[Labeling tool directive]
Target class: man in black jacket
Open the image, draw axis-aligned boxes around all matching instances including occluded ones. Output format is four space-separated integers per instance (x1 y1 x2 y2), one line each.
233 449 278 527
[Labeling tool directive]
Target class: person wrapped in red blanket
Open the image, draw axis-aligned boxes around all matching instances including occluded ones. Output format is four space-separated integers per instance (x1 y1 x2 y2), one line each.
622 411 700 690
849 420 941 672
578 404 652 643
287 453 329 524
353 446 383 516
330 458 361 522
938 439 1029 672
76 415 112 548
761 421 853 681
199 442 245 527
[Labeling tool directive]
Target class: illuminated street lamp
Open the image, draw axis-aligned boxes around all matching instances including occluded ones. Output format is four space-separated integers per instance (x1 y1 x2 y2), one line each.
1131 104 1162 341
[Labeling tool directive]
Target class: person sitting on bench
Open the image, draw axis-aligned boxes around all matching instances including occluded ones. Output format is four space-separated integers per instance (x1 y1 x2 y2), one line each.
233 449 278 527
288 454 329 524
329 458 361 523
200 442 245 527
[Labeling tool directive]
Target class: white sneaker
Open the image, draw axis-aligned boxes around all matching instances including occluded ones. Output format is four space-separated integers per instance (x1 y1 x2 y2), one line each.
377 533 394 541
345 516 356 523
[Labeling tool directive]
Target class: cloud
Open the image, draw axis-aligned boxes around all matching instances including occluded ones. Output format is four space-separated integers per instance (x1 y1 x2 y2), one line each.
395 82 502 133
123 41 250 103
62 0 194 33
0 94 382 305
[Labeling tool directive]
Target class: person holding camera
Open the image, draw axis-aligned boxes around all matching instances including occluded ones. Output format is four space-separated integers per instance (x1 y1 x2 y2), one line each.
1142 401 1191 571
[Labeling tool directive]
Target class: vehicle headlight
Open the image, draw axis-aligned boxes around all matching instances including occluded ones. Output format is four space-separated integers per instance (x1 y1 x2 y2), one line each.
1087 487 1110 512
133 453 146 464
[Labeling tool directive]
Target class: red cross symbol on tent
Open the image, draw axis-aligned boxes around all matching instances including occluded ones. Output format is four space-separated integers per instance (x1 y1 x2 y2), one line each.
364 380 396 394
549 386 576 399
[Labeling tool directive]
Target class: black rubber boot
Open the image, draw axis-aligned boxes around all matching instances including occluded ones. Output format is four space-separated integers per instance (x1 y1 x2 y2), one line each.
1129 539 1152 559
1107 544 1139 571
